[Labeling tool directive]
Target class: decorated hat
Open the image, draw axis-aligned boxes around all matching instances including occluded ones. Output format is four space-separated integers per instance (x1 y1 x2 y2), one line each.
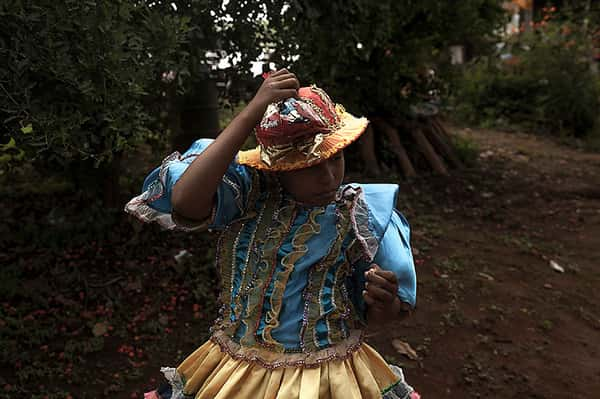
237 85 369 171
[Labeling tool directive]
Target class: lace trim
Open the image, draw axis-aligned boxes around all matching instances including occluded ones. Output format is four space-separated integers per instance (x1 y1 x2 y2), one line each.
343 185 379 261
210 329 363 369
124 151 213 231
159 367 188 399
382 365 418 399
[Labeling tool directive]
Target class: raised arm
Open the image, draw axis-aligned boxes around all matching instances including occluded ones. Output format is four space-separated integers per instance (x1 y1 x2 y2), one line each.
171 69 299 221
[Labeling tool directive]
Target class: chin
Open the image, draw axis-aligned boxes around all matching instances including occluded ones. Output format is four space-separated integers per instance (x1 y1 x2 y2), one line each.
313 193 336 205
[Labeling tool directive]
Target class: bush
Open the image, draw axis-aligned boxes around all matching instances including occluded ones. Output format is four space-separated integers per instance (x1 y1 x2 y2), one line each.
452 11 600 137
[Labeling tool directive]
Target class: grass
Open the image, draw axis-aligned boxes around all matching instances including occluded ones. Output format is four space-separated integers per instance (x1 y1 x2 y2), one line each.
451 135 480 166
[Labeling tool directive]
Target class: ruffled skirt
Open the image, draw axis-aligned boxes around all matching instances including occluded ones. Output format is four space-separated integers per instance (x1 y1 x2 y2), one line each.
144 335 418 399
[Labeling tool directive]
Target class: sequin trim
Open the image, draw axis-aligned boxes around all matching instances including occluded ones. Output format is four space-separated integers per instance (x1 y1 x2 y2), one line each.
252 200 297 350
210 329 364 369
260 204 321 350
212 171 262 332
238 177 286 348
301 195 354 351
211 182 382 354
222 174 244 214
124 150 231 232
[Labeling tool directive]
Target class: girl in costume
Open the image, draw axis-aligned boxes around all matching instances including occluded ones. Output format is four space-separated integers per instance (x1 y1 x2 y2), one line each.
125 69 419 399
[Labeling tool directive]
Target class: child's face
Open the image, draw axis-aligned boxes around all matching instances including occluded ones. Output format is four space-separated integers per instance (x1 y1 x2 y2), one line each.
278 151 345 206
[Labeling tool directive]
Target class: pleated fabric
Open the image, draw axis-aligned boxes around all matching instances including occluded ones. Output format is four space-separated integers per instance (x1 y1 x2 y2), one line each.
151 339 411 399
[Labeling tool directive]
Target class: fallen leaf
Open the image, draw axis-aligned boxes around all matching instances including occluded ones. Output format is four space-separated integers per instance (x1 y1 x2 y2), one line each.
174 249 192 264
92 322 108 337
549 260 565 273
158 314 169 326
477 272 495 281
391 339 419 360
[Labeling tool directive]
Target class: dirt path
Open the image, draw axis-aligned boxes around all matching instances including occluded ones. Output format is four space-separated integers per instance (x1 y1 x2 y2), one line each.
370 127 600 398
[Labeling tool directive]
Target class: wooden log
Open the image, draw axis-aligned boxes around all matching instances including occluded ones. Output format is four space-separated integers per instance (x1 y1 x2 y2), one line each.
409 125 449 175
357 125 381 177
422 122 463 168
431 117 453 141
371 118 417 178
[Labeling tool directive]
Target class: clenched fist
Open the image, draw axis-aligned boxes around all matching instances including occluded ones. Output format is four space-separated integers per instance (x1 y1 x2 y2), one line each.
363 264 412 325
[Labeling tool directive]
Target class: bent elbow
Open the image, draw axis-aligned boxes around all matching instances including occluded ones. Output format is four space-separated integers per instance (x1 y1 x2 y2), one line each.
171 181 214 221
171 182 184 212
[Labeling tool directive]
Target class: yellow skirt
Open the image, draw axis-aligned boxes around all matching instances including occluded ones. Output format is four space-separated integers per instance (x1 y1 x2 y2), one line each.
149 334 415 399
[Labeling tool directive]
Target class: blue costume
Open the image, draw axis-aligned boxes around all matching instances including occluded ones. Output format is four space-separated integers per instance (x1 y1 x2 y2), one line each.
126 139 417 399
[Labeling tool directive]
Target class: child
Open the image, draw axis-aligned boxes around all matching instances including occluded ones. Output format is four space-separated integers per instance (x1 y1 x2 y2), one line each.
125 69 419 399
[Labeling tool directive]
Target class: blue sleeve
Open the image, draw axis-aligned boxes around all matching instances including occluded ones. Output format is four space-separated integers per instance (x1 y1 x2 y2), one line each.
124 138 253 231
373 210 417 307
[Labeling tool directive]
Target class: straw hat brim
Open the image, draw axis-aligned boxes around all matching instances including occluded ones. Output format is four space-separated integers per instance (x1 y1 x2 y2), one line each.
237 110 369 171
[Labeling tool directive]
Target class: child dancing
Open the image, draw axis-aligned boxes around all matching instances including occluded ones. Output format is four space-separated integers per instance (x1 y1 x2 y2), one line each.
126 69 419 399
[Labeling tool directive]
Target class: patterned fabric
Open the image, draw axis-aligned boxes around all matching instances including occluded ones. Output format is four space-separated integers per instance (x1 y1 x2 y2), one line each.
212 180 384 353
257 85 341 146
125 138 418 398
237 85 369 172
125 139 416 352
255 86 344 167
125 139 252 232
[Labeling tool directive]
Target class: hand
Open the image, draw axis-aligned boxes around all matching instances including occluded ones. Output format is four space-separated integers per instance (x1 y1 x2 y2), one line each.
363 264 411 324
250 69 299 110
363 263 398 310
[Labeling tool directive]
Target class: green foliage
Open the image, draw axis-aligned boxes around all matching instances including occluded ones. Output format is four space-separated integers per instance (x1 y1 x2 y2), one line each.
218 100 248 130
0 0 305 202
452 6 600 137
452 135 480 166
0 1 196 173
0 0 506 177
263 0 505 116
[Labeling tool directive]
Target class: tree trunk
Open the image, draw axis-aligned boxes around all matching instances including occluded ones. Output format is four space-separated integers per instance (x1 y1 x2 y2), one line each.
357 125 381 176
371 117 417 178
172 78 221 153
422 120 463 168
409 126 449 175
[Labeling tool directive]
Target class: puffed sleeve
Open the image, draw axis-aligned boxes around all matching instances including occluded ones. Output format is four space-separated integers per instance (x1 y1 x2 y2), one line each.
124 138 254 231
347 209 416 325
372 210 417 307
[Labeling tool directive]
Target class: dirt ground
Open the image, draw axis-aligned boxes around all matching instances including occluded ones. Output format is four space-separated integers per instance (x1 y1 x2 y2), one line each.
368 127 600 398
2 127 599 399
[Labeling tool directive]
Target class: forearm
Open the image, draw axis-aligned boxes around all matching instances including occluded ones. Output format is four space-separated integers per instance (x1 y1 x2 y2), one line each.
171 100 266 220
171 69 299 220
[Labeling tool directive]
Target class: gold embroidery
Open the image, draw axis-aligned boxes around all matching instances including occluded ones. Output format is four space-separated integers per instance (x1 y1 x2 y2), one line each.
302 201 354 352
212 180 373 354
213 171 261 332
238 177 284 347
261 206 325 351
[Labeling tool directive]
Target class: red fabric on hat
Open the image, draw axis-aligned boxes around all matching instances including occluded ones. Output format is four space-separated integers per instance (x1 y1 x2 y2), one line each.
255 86 340 147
